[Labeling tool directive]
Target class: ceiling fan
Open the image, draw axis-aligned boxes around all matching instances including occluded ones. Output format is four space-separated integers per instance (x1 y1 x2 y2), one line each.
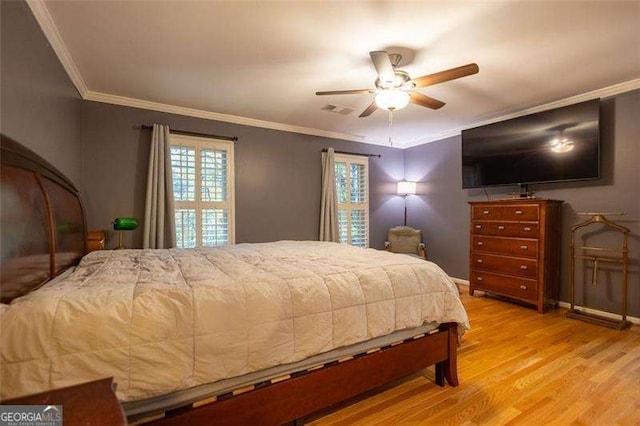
316 51 479 118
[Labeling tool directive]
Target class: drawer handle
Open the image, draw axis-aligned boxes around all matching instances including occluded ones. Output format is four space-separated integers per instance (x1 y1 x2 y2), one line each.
483 210 490 215
520 265 528 270
519 285 527 290
477 241 484 246
477 277 483 281
475 224 482 229
477 259 483 263
520 245 528 250
515 210 523 215
524 227 532 231
497 225 505 230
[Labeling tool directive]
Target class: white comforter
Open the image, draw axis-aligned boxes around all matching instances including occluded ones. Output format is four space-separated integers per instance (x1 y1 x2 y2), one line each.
1 241 469 401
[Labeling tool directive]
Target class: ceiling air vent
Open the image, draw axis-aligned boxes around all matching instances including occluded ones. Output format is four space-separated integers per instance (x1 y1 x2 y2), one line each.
321 104 354 115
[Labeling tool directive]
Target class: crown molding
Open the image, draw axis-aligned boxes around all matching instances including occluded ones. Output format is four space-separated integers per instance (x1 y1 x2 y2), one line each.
26 0 88 97
84 91 394 147
28 0 389 147
85 77 640 150
27 0 391 147
26 0 640 150
400 77 640 149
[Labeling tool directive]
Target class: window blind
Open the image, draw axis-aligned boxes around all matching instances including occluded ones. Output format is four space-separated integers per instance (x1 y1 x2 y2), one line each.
334 154 369 248
170 135 235 248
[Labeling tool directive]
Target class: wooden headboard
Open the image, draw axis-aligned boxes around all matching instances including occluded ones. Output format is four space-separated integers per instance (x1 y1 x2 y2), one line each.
0 134 86 303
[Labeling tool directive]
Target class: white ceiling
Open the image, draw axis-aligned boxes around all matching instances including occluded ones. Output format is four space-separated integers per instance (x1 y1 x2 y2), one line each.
40 1 640 148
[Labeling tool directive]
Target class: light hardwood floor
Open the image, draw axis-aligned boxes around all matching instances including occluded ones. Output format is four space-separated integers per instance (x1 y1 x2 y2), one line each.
308 291 640 425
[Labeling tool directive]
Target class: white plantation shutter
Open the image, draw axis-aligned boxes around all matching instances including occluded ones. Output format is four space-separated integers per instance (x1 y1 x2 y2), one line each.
170 135 235 248
334 154 369 247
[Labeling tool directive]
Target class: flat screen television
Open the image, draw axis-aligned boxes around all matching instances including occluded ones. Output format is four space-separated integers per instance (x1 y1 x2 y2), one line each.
461 99 600 190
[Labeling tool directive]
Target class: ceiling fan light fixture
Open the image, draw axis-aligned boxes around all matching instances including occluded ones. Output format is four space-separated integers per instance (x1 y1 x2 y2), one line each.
375 90 410 111
316 51 477 118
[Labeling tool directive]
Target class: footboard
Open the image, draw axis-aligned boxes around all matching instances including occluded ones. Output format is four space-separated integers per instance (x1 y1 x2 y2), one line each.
144 323 458 425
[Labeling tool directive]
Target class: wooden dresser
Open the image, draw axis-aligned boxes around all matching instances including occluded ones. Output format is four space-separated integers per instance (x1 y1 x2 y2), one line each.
468 199 563 312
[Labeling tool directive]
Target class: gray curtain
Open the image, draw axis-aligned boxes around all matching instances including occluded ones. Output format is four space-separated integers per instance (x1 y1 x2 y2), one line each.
143 124 176 248
319 148 339 242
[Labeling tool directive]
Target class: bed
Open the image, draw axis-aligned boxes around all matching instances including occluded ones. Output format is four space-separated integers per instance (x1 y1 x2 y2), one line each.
0 134 469 425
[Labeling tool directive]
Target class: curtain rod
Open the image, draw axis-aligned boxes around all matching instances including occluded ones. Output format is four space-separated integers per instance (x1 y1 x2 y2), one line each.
322 148 381 158
141 125 238 142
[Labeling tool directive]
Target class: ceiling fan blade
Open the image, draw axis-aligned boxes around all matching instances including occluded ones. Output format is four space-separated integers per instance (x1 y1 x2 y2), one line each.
359 101 378 118
315 89 374 96
411 63 479 88
409 92 446 110
369 51 396 85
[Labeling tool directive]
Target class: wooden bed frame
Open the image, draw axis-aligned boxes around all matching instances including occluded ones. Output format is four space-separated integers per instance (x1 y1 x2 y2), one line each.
0 134 459 425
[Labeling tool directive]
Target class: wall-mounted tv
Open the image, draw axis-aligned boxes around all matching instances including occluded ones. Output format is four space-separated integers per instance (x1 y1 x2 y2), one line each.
461 99 600 189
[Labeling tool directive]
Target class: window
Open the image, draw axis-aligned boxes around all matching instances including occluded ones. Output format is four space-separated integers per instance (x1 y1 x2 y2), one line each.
334 153 369 247
170 134 235 248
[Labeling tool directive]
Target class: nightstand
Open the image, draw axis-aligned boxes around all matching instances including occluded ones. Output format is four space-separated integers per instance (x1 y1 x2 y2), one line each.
1 378 125 426
86 230 107 252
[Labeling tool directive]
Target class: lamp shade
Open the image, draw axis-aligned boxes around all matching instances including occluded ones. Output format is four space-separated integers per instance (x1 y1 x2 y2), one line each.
375 90 410 111
397 181 416 195
113 217 139 231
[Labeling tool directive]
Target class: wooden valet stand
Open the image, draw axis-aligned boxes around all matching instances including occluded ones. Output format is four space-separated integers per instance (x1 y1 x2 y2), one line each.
567 212 631 330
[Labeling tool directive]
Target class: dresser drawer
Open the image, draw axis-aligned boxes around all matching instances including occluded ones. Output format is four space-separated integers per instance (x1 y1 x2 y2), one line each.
471 253 538 279
471 236 538 258
471 270 538 301
472 221 539 238
472 205 503 220
471 204 540 221
501 204 539 221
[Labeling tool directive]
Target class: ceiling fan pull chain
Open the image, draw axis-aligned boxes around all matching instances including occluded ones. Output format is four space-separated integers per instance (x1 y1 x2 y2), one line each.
388 109 393 126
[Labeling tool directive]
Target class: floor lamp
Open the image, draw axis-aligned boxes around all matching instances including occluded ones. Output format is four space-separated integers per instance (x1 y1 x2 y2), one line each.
397 181 416 226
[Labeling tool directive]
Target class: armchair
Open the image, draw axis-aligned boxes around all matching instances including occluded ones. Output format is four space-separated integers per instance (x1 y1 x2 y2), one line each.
385 226 427 260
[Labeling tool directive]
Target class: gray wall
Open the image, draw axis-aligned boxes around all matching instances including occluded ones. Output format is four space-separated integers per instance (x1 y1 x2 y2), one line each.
82 101 405 250
0 0 406 255
405 90 640 316
7 0 638 317
0 0 83 187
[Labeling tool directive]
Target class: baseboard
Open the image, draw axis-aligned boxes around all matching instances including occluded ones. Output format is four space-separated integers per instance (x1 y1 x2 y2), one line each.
557 302 640 325
450 277 469 289
450 276 639 326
